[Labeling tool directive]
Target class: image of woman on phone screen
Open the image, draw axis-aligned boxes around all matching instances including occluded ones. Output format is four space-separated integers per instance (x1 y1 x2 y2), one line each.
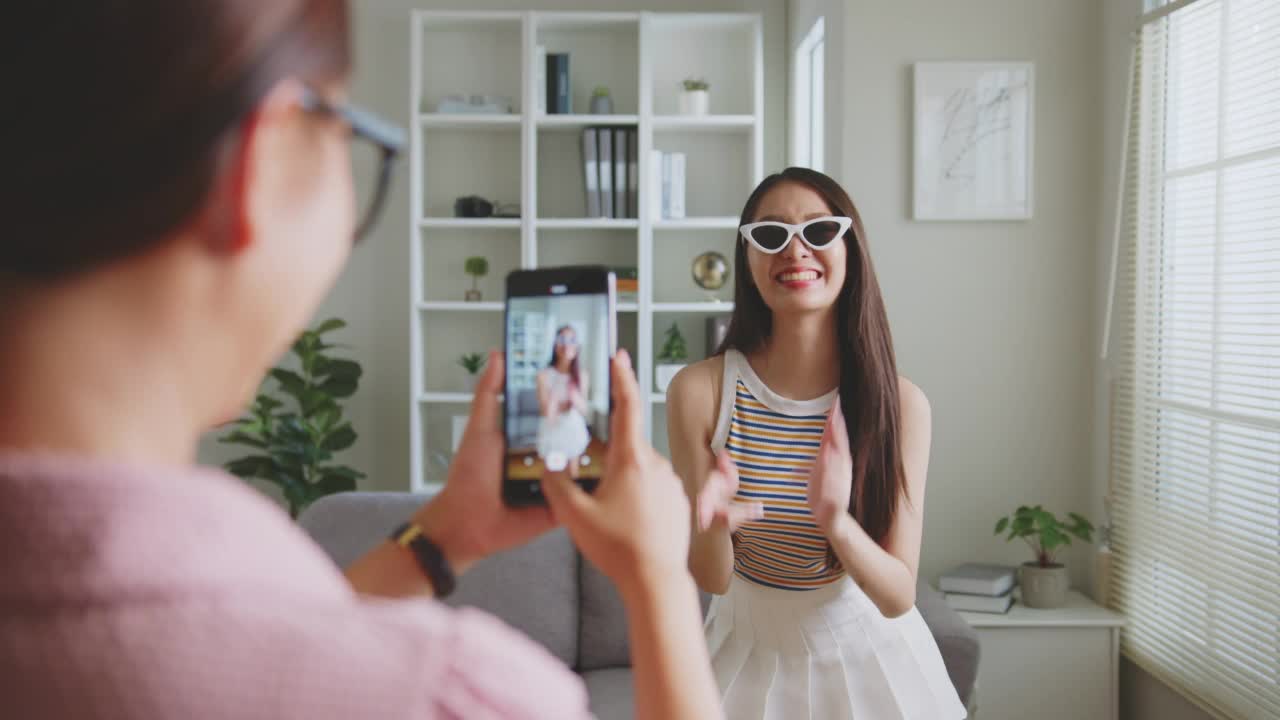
666 167 967 719
537 325 592 474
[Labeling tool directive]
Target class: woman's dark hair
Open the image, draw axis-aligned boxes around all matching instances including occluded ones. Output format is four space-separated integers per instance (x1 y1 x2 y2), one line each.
548 325 582 389
717 167 906 545
4 0 351 280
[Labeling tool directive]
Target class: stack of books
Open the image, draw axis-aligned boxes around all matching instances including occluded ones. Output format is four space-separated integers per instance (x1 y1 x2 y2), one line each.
939 563 1016 614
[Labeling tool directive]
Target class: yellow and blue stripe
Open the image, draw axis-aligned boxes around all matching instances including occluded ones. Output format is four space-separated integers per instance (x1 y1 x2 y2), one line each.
728 382 845 590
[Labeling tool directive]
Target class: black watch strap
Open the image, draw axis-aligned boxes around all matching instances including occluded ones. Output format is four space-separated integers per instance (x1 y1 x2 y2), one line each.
389 522 457 597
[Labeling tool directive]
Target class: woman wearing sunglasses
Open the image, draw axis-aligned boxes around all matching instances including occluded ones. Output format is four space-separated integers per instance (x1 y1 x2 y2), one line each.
667 168 966 719
536 326 592 474
0 2 722 719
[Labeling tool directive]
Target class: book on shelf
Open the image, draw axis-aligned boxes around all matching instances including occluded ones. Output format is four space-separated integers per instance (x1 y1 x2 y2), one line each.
582 128 601 218
649 149 664 222
938 563 1016 597
546 52 570 114
599 129 614 218
534 45 547 114
944 590 1014 614
612 266 638 299
613 128 627 219
668 152 686 219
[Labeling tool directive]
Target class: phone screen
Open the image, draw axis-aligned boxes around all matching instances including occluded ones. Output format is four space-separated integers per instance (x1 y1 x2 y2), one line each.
503 267 614 505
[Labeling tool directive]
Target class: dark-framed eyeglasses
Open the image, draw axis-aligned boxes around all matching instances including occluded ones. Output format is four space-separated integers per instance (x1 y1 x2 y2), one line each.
300 87 406 243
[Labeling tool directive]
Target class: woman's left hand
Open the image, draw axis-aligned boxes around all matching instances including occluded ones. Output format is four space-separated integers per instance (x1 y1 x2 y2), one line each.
808 398 854 534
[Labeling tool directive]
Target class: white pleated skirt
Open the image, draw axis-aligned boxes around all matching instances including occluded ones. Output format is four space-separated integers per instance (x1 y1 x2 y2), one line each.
705 575 967 720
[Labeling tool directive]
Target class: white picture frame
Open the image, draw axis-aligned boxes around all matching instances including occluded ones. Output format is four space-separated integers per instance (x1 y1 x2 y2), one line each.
913 62 1034 221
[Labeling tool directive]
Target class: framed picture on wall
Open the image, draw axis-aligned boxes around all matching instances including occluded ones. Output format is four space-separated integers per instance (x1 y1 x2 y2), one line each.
913 61 1034 221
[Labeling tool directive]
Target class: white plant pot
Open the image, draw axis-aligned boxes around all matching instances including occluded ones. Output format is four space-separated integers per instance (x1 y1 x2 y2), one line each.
655 364 686 393
678 90 709 116
463 374 479 392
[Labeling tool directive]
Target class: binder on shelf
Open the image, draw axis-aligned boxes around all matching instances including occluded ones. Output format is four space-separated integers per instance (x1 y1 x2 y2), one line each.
535 45 547 114
598 129 614 218
547 53 570 114
626 128 638 218
613 128 627 220
661 152 672 219
582 128 601 218
649 149 665 221
668 151 686 219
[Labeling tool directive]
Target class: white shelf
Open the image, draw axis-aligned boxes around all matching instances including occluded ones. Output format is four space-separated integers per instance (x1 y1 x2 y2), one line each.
537 218 639 230
412 10 763 491
653 115 755 131
417 301 503 311
654 217 740 230
420 218 521 229
538 114 640 129
420 113 521 129
652 301 734 313
420 392 474 403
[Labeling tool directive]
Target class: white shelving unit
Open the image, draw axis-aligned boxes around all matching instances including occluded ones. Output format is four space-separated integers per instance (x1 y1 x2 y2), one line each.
410 10 763 490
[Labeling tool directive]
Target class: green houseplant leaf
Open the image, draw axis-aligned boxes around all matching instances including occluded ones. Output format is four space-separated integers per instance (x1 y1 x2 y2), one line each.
995 505 1095 567
220 318 365 519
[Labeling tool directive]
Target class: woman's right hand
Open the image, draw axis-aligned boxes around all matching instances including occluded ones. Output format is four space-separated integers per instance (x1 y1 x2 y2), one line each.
540 350 691 596
695 451 765 533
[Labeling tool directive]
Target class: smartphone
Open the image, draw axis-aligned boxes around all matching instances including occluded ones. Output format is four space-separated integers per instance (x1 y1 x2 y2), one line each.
502 266 617 507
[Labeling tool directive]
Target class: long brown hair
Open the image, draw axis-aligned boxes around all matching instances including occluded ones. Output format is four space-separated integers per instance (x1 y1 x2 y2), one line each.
718 167 906 544
548 325 582 389
4 0 351 280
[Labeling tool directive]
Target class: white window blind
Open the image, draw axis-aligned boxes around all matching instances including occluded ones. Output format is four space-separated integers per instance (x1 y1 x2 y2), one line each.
1110 1 1280 718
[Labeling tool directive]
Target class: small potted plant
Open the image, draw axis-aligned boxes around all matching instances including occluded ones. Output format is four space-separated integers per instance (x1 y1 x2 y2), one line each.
464 256 489 302
458 352 487 391
994 505 1095 609
655 322 689 393
590 85 613 115
679 78 710 116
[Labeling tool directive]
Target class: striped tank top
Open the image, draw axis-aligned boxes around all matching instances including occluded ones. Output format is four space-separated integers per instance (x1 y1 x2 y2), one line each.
710 349 845 591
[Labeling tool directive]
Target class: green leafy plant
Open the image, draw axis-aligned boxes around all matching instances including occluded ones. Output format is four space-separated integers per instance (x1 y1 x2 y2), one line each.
657 322 689 364
682 77 710 92
994 505 1095 568
458 352 487 375
464 256 489 293
220 318 365 519
592 85 611 98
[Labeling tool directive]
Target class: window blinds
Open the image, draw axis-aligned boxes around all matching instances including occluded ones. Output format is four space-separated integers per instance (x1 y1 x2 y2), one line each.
1109 1 1280 718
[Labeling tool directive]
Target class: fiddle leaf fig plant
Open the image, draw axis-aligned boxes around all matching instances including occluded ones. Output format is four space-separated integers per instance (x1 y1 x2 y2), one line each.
220 317 365 518
994 505 1094 568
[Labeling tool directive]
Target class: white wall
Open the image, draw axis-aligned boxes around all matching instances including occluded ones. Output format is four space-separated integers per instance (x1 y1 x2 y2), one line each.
196 0 789 491
837 0 1102 587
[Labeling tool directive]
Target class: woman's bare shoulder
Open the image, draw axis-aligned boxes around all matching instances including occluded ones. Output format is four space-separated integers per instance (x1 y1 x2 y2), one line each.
667 356 724 428
897 376 931 427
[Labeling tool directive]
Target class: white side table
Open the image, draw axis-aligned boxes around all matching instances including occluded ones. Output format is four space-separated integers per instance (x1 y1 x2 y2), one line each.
958 590 1124 720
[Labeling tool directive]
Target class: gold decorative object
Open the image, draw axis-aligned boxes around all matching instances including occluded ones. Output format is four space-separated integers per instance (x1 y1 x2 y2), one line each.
692 251 729 292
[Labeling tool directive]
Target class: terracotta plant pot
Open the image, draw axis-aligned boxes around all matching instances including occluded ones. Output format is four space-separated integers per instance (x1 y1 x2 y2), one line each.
1019 562 1070 609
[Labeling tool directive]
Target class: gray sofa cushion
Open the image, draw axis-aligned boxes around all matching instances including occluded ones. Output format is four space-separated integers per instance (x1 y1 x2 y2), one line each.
577 559 629 670
581 668 634 720
577 558 716 672
299 492 580 666
917 579 980 707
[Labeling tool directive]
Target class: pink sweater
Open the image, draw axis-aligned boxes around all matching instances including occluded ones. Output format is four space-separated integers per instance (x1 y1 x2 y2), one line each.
0 453 591 719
